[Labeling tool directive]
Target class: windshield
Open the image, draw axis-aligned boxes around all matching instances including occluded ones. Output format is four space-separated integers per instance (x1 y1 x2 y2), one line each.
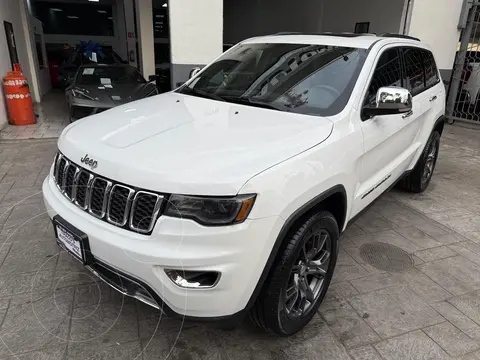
76 66 146 85
177 43 366 116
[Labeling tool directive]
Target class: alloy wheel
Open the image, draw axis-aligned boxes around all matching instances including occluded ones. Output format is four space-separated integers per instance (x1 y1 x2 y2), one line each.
284 229 331 317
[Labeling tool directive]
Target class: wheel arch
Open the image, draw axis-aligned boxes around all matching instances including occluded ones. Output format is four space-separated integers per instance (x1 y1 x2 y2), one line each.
434 115 445 136
245 184 347 311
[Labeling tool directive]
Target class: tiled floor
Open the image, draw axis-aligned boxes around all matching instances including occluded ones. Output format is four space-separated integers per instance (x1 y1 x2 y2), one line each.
0 90 69 140
0 124 479 359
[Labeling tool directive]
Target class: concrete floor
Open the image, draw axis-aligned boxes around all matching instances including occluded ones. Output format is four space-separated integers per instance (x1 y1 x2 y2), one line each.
0 124 478 359
0 91 69 140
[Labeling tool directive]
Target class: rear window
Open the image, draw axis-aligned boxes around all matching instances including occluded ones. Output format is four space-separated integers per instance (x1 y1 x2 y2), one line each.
178 43 367 117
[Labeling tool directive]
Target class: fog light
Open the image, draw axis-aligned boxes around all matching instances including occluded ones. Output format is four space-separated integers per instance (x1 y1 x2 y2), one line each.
165 270 220 289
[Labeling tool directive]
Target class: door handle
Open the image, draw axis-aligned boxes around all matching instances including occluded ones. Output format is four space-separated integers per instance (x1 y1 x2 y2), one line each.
402 110 413 119
429 95 437 102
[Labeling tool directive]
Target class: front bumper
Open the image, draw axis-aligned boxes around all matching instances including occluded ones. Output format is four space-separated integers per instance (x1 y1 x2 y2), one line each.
43 174 283 319
71 105 110 119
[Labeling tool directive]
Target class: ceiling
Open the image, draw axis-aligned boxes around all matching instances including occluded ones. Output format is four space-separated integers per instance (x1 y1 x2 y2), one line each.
34 0 117 5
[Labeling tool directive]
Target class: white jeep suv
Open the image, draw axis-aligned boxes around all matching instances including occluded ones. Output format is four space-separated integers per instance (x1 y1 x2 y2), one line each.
43 33 445 335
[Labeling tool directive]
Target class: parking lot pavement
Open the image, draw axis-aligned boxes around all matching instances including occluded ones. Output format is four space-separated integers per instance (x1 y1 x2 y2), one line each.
0 124 479 359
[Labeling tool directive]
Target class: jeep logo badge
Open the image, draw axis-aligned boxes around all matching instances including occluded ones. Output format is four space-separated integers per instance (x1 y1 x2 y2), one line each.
80 154 98 170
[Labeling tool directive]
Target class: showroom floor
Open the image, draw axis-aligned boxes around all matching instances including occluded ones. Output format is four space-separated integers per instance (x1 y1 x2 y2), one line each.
0 124 479 359
0 91 69 140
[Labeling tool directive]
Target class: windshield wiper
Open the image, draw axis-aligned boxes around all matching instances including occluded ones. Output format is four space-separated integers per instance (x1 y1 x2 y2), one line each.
222 96 284 111
179 86 225 102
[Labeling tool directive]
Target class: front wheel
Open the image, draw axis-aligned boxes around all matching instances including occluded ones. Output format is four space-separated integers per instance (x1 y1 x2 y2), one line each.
250 211 339 335
399 130 440 193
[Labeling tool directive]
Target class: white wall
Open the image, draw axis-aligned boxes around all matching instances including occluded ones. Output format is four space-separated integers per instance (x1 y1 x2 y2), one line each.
223 0 324 44
321 0 406 34
0 0 40 128
407 0 463 71
170 0 223 65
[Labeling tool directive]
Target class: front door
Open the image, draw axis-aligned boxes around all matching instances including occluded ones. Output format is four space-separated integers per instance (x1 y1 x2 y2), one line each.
353 46 421 215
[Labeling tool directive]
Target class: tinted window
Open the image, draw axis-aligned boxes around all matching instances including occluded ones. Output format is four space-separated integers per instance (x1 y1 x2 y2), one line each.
178 43 367 117
365 48 402 106
403 47 425 95
423 50 439 87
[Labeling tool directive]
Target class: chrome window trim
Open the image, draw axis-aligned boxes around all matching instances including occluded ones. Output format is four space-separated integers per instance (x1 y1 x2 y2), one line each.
129 191 163 234
107 184 135 226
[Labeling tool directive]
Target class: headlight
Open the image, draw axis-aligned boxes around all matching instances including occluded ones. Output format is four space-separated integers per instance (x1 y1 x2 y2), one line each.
72 89 95 101
164 194 256 226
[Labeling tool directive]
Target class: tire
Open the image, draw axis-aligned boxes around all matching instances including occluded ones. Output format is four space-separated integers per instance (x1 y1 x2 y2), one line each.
69 108 82 123
399 130 440 193
250 210 339 336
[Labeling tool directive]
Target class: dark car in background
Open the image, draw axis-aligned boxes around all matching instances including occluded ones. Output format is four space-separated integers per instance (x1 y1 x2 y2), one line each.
65 64 158 121
60 47 127 89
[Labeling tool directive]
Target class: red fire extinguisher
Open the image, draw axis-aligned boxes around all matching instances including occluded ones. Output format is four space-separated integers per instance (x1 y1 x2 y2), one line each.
3 63 36 126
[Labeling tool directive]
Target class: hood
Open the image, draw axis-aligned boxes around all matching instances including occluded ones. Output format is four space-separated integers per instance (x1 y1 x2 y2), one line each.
74 83 156 107
59 92 334 195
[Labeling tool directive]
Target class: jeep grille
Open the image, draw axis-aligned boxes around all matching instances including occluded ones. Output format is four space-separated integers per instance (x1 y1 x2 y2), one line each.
53 153 164 234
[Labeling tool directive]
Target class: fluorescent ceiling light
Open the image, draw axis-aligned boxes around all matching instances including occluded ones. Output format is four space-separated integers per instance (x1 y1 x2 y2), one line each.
51 8 63 11
162 3 167 7
89 0 100 2
155 21 162 24
97 10 107 13
67 15 79 19
108 16 113 19
156 15 164 18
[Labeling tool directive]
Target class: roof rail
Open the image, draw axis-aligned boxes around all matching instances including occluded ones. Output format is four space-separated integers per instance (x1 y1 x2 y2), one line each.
270 32 377 38
381 33 420 41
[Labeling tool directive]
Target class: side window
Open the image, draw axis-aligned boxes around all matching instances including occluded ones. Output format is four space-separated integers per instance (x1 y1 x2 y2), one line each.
423 50 439 87
365 48 402 106
403 47 425 96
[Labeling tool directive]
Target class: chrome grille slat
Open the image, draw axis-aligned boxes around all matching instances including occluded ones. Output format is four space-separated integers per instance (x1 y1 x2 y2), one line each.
130 191 163 234
88 178 112 219
52 153 163 234
71 167 81 201
107 184 135 226
61 161 71 190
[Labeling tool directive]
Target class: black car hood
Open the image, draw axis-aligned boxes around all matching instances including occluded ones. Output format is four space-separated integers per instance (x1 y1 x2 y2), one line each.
75 83 156 107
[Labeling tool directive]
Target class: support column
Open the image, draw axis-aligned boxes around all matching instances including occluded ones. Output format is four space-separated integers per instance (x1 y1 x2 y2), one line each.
124 0 138 68
20 0 41 103
114 0 128 60
135 0 155 79
169 0 223 88
406 0 464 80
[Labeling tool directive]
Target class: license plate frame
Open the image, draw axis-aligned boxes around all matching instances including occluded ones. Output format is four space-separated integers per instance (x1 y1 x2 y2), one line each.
53 215 93 265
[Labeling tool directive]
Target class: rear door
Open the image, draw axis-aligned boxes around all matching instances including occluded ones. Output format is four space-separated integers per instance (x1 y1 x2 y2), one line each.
402 47 442 166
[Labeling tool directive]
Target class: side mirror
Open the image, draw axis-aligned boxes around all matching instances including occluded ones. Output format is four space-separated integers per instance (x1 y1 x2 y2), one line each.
363 86 412 118
189 67 201 79
148 75 157 82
